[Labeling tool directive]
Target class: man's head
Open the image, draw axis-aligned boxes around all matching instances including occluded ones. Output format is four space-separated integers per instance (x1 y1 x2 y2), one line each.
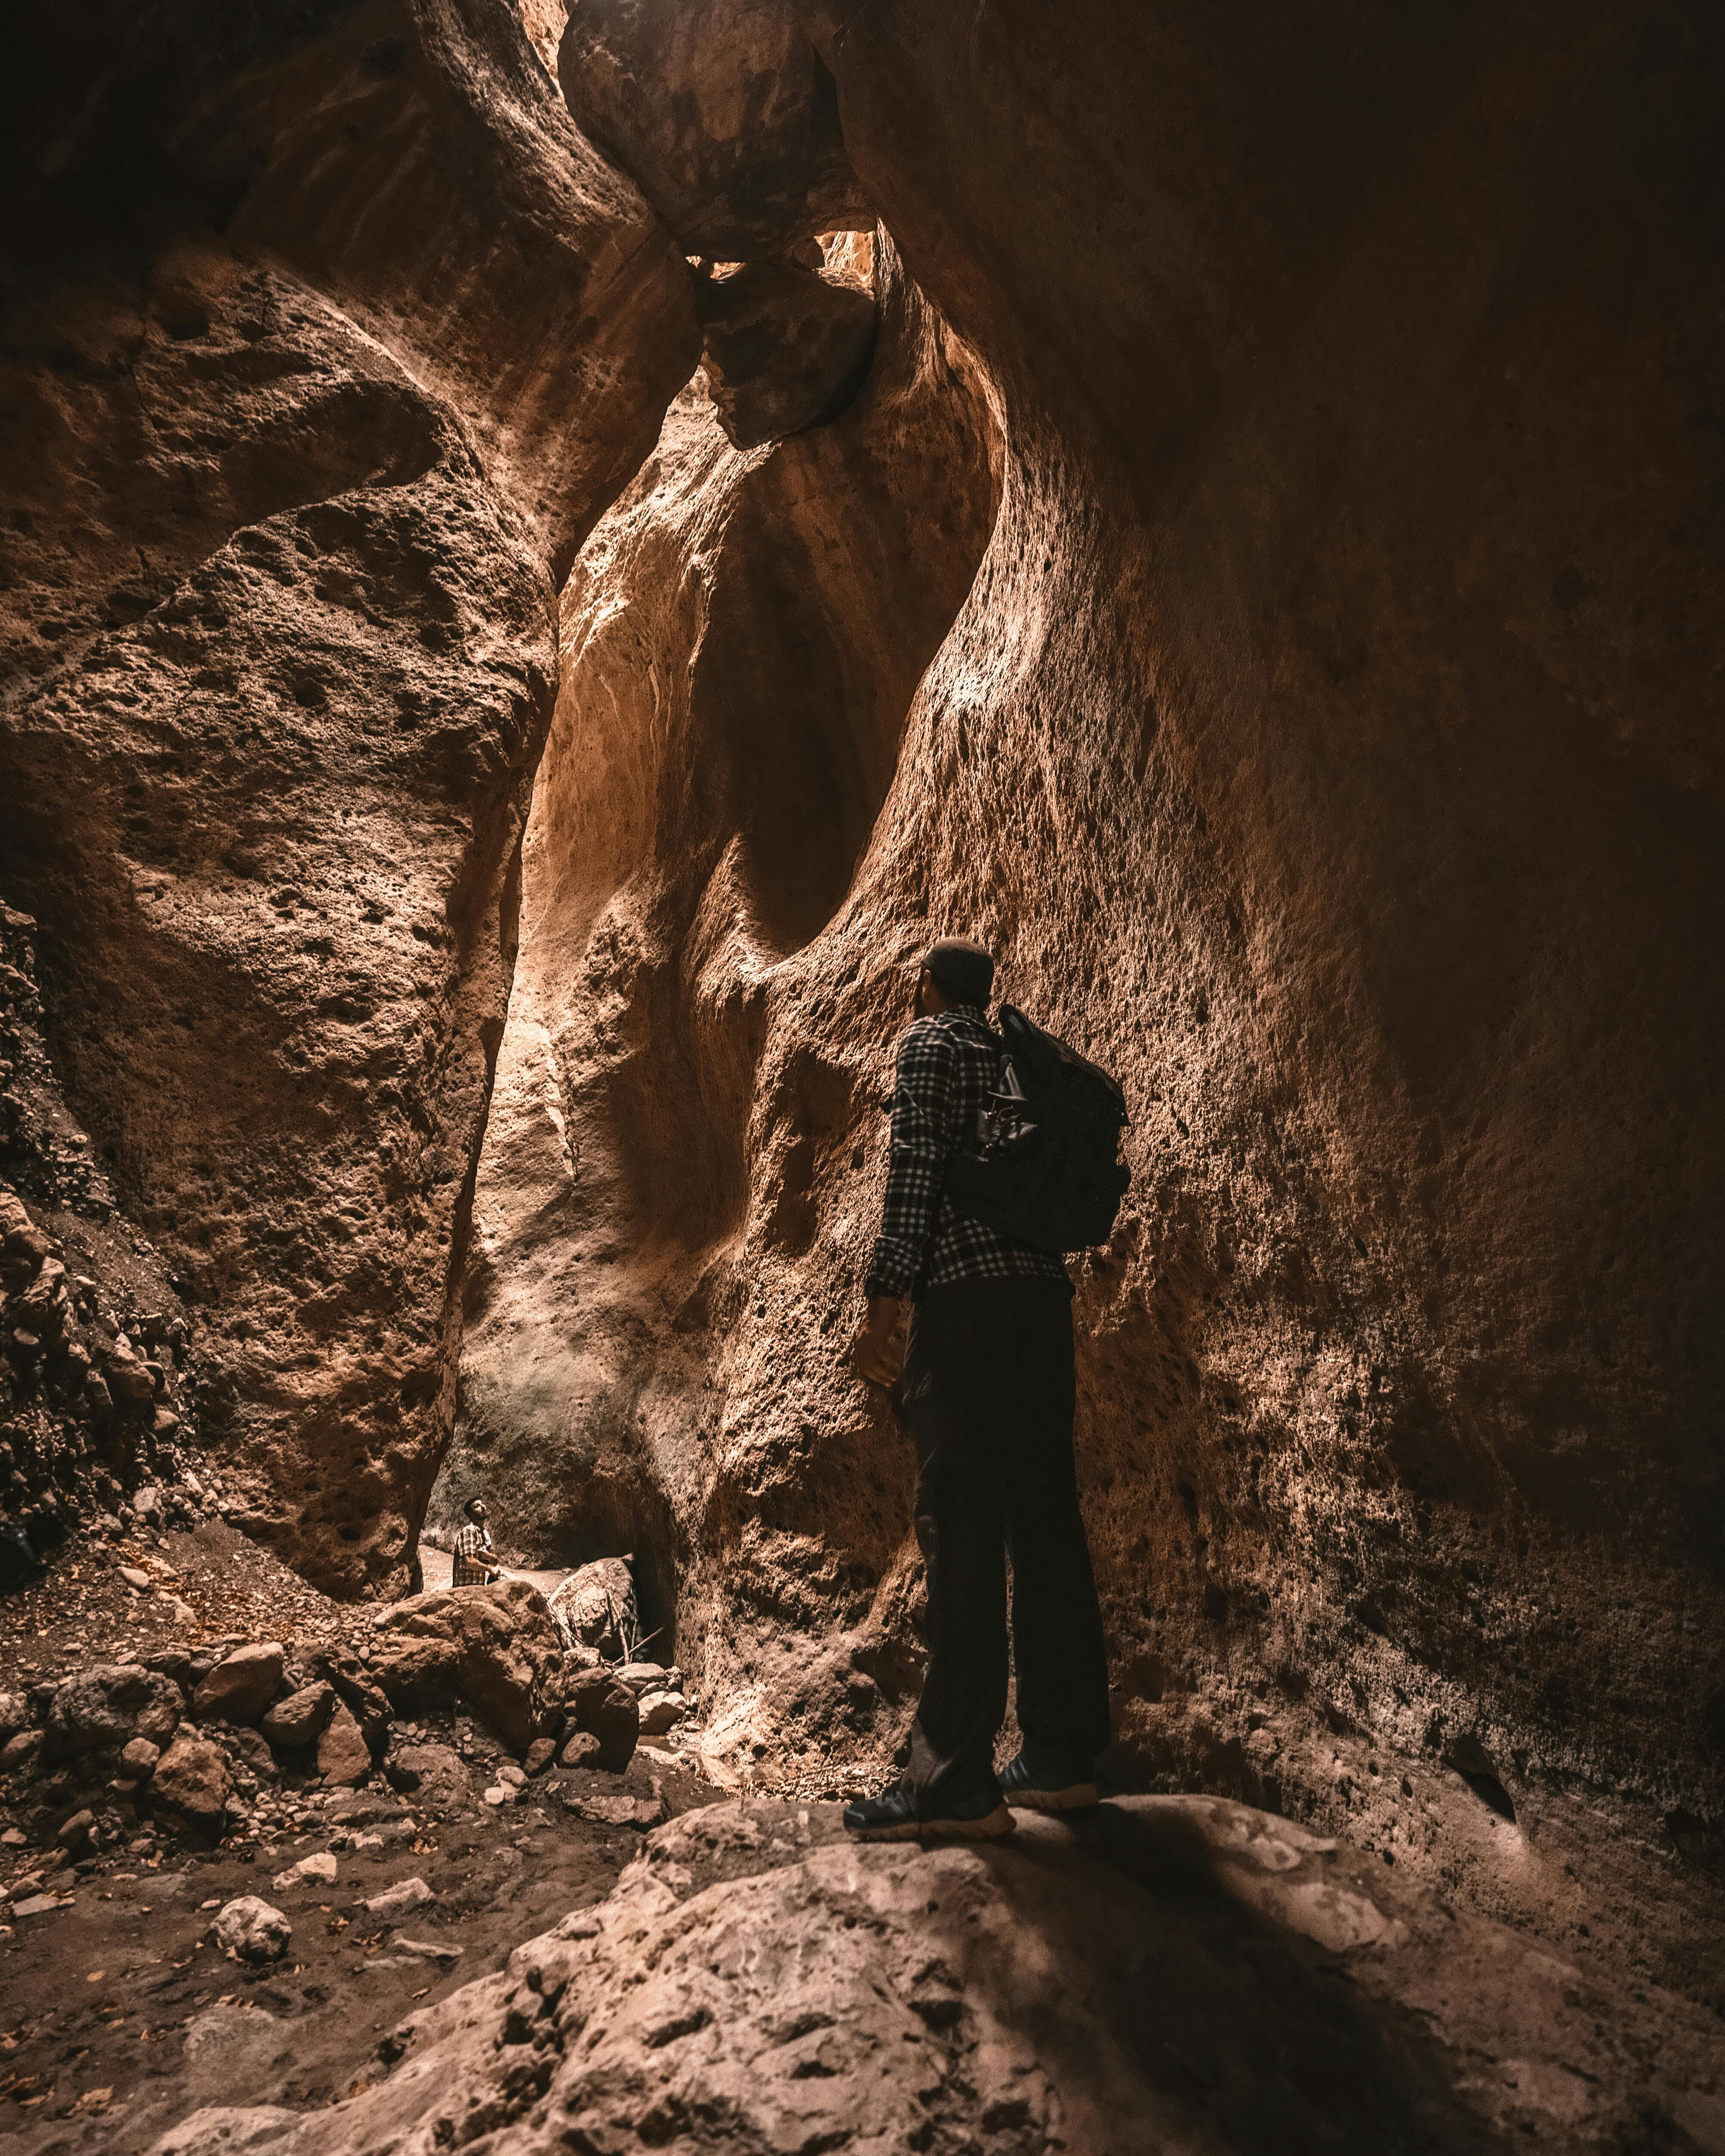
464 1496 487 1525
917 936 994 1018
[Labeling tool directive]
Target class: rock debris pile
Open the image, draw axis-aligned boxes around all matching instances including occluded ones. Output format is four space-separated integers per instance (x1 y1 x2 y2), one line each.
0 1579 661 1893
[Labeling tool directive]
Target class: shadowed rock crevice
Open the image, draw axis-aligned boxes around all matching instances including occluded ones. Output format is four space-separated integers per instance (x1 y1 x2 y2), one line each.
559 0 873 257
2 3 1722 2120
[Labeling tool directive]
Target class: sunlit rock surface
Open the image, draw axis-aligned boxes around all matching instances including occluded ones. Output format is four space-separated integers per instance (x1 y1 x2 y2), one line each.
446 230 994 1657
457 0 1725 1990
151 1797 1725 2155
0 0 699 1593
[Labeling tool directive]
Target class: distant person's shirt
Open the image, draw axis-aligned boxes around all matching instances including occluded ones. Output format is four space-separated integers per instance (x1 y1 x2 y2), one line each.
864 1005 1070 1302
452 1523 496 1586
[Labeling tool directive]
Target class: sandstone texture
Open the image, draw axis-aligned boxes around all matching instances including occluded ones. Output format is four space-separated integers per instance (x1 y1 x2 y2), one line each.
2 0 1722 2138
444 229 996 1668
695 258 879 449
559 0 873 257
260 1681 336 1752
316 1700 373 1786
150 1732 231 1831
147 1795 1725 2155
433 0 1725 1981
0 0 699 1595
0 906 215 1567
546 1557 640 1660
373 1578 569 1759
44 1661 182 1761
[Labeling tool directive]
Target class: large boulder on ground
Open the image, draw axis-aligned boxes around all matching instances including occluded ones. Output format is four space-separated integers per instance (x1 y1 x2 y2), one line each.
149 1733 230 1832
370 1577 561 1752
151 1795 1725 2156
547 1561 640 1662
44 1664 182 1760
259 1683 335 1752
191 1644 284 1724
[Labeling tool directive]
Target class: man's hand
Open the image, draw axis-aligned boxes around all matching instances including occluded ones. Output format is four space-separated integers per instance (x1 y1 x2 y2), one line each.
850 1296 905 1388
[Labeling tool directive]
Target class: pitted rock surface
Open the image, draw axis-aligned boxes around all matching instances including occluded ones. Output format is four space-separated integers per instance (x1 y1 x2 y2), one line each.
695 258 879 449
557 0 872 256
44 1663 182 1760
0 0 699 1595
440 1 1725 1991
148 1731 232 1831
370 1577 565 1754
211 1893 292 1965
146 1796 1725 2156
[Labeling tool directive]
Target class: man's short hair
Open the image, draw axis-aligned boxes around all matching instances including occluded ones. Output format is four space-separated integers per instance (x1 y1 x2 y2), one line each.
463 1496 485 1521
923 937 994 1009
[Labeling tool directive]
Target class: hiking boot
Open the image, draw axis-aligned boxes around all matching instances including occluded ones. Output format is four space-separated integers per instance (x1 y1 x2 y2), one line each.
998 1752 1098 1813
842 1780 1015 1843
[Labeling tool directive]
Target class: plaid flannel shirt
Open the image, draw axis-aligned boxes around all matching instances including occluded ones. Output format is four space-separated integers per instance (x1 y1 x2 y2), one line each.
864 1005 1070 1302
452 1522 496 1585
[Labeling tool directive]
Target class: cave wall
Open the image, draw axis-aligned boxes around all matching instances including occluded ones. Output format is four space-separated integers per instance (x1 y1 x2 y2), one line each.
2 0 1719 1939
0 0 699 1592
460 0 1725 1872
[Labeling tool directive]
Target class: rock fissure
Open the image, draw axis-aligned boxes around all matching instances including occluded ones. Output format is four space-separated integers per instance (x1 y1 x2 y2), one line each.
3 0 1723 2147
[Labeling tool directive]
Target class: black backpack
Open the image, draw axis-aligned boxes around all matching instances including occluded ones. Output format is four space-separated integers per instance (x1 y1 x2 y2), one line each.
944 1006 1131 1256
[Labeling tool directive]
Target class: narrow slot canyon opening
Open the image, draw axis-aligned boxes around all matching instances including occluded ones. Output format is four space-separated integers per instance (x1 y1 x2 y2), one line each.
0 1 1721 2147
433 212 1001 1696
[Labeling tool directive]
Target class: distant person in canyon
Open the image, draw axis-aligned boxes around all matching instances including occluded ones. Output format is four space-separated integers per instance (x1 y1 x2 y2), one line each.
451 1495 503 1587
844 937 1111 1841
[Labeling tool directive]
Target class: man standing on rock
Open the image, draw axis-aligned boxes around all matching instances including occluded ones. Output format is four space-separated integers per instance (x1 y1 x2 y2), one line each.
452 1495 502 1587
844 938 1110 1841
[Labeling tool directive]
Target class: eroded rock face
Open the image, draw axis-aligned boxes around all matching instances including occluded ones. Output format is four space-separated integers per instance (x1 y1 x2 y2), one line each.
443 232 997 1658
696 257 879 449
454 0 1725 1966
0 1 699 1592
559 0 872 257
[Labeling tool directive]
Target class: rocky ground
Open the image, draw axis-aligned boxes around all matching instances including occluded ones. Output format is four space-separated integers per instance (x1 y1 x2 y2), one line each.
0 1526 1720 2153
0 1533 717 2151
0 1745 712 2153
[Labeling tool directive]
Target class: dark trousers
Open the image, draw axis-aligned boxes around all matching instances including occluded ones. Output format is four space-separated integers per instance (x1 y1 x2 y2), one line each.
900 1277 1111 1802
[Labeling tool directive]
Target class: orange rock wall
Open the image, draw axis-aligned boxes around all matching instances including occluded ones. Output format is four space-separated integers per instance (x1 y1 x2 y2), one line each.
0 0 698 1592
457 0 1725 1848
